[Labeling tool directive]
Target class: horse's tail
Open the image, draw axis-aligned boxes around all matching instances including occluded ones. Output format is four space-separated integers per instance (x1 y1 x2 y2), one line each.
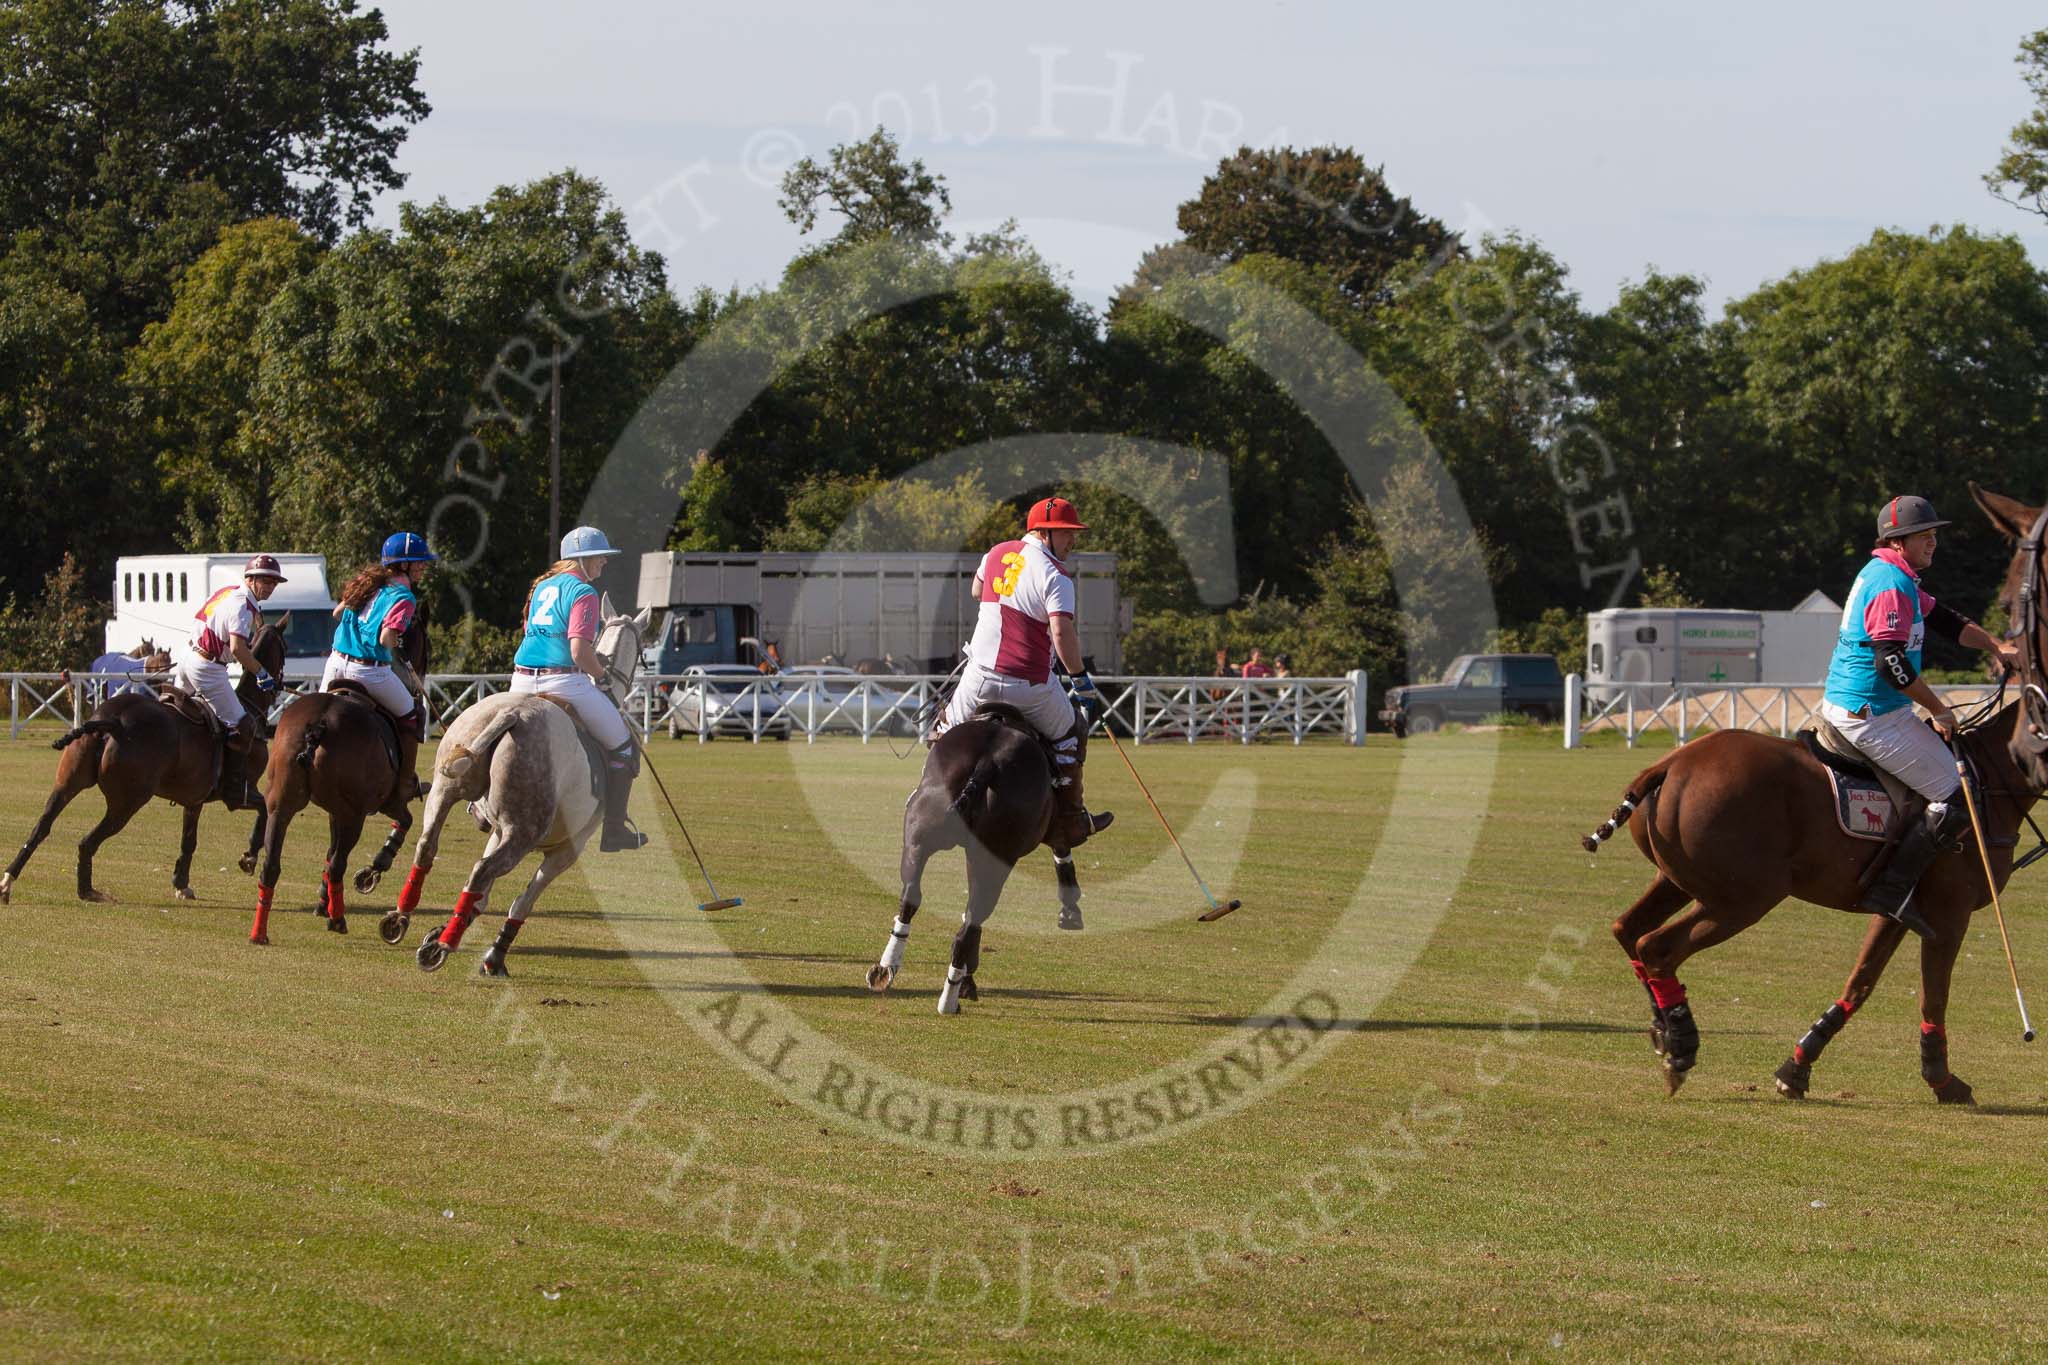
49 718 118 752
438 705 525 781
295 718 328 770
1580 752 1680 854
949 756 998 816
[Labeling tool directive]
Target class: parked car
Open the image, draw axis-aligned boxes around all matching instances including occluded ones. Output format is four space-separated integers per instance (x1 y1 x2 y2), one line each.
775 665 918 736
663 664 792 740
1378 653 1565 737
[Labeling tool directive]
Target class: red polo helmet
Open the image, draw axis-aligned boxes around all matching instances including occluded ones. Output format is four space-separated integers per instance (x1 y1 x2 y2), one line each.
243 554 288 583
1026 497 1088 531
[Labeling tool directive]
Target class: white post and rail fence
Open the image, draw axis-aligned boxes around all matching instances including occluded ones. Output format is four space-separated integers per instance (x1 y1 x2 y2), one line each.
1560 674 2002 749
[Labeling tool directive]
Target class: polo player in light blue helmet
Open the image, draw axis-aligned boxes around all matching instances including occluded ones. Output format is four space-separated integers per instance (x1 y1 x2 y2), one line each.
325 531 436 797
509 526 646 851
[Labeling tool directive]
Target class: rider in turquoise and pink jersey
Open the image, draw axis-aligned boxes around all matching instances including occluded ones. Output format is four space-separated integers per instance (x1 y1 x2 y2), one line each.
1821 495 2016 936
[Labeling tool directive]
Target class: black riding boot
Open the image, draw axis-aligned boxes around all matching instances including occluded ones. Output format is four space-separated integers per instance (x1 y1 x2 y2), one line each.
600 742 648 852
1052 719 1113 848
1859 796 1971 939
395 705 423 802
218 716 259 810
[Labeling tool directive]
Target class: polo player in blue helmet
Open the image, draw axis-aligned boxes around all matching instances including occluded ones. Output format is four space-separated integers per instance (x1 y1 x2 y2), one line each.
326 532 436 797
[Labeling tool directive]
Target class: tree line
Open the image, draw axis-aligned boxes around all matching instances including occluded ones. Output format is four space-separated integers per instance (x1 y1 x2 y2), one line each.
7 3 2048 690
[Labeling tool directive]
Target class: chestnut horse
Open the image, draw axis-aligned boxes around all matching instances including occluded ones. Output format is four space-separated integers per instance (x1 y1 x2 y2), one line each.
1583 485 2045 1101
245 620 429 945
863 703 1086 1014
0 624 286 905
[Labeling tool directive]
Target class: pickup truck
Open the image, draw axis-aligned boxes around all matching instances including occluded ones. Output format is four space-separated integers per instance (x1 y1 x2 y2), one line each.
1378 653 1565 737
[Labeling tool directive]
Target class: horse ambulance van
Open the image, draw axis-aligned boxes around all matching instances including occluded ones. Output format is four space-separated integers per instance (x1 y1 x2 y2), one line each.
106 554 338 679
1584 594 1842 700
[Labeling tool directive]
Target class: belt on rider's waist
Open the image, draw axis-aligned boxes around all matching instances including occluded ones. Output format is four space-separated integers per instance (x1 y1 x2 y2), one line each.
336 652 383 666
514 665 577 675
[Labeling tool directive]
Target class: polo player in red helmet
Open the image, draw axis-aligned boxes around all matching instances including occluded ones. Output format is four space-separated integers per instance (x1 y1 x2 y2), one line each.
938 496 1114 846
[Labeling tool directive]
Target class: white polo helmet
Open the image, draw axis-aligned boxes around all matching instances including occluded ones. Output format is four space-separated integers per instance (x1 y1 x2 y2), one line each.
560 526 623 559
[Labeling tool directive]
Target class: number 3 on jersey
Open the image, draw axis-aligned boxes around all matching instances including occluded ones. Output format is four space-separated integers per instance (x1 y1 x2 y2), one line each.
992 551 1023 598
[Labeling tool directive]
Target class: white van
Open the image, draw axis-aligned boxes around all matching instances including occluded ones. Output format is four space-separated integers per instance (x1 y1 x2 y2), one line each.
106 554 337 679
1585 595 1843 699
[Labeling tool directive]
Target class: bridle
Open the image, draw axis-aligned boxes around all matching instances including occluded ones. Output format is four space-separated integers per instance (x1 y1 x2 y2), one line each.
2013 505 2048 755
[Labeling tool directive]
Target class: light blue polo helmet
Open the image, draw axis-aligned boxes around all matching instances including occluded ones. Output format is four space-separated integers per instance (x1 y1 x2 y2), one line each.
560 526 624 560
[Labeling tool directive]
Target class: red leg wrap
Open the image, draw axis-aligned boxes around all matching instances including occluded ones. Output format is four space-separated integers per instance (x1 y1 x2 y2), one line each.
1647 975 1687 1010
323 871 345 922
251 884 274 943
1630 959 1650 985
397 864 427 915
440 889 483 948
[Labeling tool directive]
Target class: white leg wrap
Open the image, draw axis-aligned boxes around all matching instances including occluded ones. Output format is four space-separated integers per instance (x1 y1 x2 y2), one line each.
879 918 910 973
937 964 966 1015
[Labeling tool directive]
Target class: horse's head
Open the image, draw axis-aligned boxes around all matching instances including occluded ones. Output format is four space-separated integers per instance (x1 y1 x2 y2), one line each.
1973 483 2048 788
594 593 653 708
128 637 155 659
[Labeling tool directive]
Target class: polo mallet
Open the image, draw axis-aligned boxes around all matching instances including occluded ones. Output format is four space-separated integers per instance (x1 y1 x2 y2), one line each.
1093 710 1241 921
1957 759 2035 1042
624 715 742 912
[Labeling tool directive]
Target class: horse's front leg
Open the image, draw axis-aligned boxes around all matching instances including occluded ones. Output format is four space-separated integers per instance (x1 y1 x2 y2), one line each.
868 829 931 992
171 804 202 900
1053 845 1082 930
1774 916 1908 1099
1919 918 1974 1105
356 807 411 894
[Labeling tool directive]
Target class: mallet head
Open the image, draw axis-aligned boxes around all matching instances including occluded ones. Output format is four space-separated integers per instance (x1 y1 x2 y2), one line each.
700 897 744 912
1197 899 1242 923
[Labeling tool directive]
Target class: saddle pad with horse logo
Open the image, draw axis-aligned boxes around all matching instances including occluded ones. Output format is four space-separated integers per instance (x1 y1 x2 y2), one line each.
1823 768 1896 842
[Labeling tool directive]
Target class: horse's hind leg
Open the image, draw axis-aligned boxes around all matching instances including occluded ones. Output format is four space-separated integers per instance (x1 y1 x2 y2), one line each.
1774 916 1908 1100
1611 874 1692 1053
240 806 266 875
418 825 527 972
479 840 579 978
320 811 366 935
1052 844 1082 930
868 828 935 991
939 845 1012 1015
75 784 152 904
355 806 412 894
171 804 202 900
1 755 98 904
252 770 308 945
1635 897 1776 1094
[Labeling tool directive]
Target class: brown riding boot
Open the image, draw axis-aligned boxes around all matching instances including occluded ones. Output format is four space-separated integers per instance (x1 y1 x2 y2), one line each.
219 715 260 810
1052 719 1113 847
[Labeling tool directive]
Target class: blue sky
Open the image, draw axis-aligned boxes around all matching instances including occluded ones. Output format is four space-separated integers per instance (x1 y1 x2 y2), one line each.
369 1 2048 315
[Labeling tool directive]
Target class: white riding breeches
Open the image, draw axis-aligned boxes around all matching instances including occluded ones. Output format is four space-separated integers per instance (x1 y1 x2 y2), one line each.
1821 700 1962 802
509 669 630 750
171 650 245 728
940 663 1078 741
322 654 414 717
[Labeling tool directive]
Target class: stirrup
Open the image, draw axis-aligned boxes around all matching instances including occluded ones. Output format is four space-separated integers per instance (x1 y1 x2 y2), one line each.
600 819 648 852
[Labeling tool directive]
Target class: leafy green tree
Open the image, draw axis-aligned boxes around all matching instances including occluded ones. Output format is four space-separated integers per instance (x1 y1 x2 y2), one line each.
1176 145 1458 308
128 217 322 546
1987 29 2048 220
0 553 110 670
779 128 952 248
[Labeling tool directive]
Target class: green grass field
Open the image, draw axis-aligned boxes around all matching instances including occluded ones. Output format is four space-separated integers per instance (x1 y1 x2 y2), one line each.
3 727 2047 1361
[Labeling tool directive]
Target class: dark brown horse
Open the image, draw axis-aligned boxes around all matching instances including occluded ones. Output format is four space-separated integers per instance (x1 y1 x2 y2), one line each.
0 624 286 905
864 703 1084 1013
246 621 429 944
1583 485 2045 1102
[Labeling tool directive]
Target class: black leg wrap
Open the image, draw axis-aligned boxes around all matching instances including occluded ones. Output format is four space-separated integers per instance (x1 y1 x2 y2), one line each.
1661 1002 1699 1073
1920 1029 1950 1087
493 918 523 953
1796 1002 1852 1062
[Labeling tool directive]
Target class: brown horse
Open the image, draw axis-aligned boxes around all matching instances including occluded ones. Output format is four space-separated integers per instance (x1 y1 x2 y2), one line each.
1583 484 2045 1102
0 623 286 905
246 621 429 945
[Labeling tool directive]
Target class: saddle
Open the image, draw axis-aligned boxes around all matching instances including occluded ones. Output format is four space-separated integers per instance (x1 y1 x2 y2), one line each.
530 694 610 804
155 684 224 740
969 702 1058 774
1797 718 1977 844
325 681 404 774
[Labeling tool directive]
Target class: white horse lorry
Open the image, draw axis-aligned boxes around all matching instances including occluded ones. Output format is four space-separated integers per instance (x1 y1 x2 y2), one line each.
106 553 338 679
634 551 1130 675
1583 592 1843 700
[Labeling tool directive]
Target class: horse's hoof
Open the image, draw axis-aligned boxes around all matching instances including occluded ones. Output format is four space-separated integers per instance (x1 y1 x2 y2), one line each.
960 975 979 1002
937 994 961 1016
238 853 257 875
1932 1074 1976 1106
377 912 409 945
865 963 896 992
1773 1057 1811 1100
325 914 348 935
249 932 269 946
416 937 448 973
1058 905 1083 931
354 867 382 893
81 889 114 904
0 873 14 905
479 951 509 978
1663 1062 1691 1096
174 886 196 901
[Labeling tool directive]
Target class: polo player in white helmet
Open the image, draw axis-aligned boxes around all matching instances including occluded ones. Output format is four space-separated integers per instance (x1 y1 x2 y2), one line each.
509 526 646 851
171 554 285 807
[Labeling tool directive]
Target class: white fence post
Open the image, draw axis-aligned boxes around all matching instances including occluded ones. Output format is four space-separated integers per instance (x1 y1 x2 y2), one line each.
1563 673 1582 749
1346 670 1367 746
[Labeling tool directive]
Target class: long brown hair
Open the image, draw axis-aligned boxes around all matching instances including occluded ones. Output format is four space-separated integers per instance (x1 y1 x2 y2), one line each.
339 563 401 613
524 560 585 622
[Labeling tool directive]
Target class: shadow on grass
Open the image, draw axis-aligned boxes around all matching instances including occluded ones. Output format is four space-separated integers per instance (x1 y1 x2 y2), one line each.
1048 1014 1655 1034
